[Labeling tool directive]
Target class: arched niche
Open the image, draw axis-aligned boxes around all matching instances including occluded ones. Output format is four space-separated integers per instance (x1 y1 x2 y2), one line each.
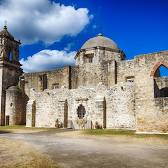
77 104 86 119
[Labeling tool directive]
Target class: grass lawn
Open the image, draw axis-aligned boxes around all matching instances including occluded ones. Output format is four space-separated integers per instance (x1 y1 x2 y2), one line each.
0 125 50 129
83 129 168 140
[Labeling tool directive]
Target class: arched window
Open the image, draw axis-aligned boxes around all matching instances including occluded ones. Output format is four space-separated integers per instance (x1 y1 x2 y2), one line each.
77 104 86 119
158 65 168 77
150 62 168 77
151 62 168 98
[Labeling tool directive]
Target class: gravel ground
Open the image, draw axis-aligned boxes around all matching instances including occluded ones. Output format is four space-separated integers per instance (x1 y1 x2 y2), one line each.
0 129 168 168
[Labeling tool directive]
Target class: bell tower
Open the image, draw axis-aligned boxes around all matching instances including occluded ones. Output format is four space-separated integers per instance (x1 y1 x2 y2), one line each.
0 25 22 125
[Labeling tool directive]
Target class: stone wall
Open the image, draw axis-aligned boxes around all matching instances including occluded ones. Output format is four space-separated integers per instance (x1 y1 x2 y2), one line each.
106 83 135 129
24 48 168 132
117 60 135 83
24 67 70 97
26 82 135 129
134 51 168 133
5 86 27 125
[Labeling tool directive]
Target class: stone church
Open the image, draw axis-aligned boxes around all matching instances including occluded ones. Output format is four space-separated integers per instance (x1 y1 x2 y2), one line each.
0 25 168 133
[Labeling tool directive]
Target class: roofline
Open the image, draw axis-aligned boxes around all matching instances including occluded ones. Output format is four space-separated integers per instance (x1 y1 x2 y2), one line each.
75 46 124 59
0 34 21 44
134 50 168 59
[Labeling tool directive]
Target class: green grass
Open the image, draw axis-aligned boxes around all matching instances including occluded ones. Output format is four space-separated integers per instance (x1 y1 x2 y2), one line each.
83 129 168 140
0 125 26 129
83 129 135 135
0 125 55 130
135 133 168 140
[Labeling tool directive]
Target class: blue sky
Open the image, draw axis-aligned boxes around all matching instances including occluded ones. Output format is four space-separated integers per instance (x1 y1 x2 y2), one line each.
0 0 168 73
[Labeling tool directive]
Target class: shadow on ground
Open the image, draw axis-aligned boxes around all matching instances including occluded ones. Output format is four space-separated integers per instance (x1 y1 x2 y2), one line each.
0 130 11 134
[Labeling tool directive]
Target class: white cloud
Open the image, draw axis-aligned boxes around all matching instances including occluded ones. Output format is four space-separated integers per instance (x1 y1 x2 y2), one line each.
0 0 91 44
20 50 76 72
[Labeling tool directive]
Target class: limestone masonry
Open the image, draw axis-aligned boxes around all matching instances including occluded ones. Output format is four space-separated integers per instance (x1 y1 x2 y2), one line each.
0 26 168 132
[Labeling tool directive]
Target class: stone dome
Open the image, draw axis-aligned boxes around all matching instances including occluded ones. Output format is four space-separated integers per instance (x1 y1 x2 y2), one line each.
81 33 118 50
0 26 14 40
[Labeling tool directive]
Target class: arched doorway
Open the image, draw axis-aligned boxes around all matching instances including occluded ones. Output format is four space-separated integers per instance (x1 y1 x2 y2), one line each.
64 100 68 128
77 104 86 119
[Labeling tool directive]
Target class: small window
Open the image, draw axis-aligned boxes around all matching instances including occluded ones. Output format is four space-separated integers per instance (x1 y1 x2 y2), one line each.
39 74 47 91
52 83 59 89
88 57 93 63
84 54 94 63
126 76 134 83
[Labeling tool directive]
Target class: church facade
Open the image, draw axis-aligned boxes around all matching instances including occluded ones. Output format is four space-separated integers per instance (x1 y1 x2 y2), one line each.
0 26 168 132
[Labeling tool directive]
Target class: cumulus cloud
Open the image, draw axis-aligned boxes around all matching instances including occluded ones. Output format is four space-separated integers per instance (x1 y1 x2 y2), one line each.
20 50 76 73
0 0 91 44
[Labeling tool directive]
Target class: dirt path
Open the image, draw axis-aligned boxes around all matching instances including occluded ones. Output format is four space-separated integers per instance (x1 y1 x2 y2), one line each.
0 129 168 168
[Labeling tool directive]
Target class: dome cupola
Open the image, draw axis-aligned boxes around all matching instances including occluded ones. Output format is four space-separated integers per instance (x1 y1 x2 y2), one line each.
81 33 118 50
75 34 125 66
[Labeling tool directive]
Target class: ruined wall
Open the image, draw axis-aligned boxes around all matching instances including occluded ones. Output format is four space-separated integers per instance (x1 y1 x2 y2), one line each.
134 51 168 133
154 77 168 98
24 67 70 97
106 83 135 129
23 44 168 133
117 60 135 83
76 63 108 88
26 82 135 129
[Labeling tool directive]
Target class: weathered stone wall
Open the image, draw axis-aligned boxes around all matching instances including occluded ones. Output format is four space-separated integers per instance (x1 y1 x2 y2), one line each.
5 86 27 125
26 82 135 129
23 42 168 133
134 51 168 133
106 83 135 129
24 67 70 97
76 63 108 88
70 66 78 89
117 60 135 83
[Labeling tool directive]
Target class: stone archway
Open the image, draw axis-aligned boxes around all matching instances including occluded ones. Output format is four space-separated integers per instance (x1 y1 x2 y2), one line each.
151 62 168 98
150 62 168 77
